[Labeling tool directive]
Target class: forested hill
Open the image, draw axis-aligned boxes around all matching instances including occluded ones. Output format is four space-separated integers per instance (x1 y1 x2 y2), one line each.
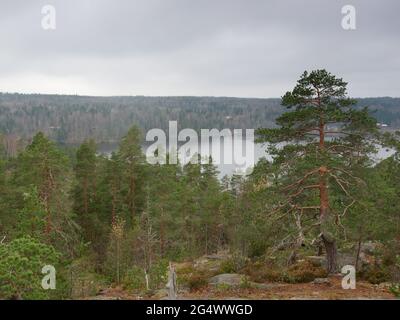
0 93 399 144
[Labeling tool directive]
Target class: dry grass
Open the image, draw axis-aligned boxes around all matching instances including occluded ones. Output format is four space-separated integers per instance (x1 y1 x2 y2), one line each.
181 276 396 300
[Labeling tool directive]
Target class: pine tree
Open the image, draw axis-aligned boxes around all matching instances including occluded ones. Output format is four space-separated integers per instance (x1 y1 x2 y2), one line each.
73 140 98 242
14 132 70 236
200 156 221 254
181 155 202 255
257 70 378 273
118 126 145 226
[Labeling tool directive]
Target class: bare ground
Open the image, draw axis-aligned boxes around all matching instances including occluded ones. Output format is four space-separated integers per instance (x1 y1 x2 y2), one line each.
88 276 396 300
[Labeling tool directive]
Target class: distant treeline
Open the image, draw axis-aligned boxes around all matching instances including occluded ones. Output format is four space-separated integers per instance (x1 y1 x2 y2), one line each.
0 93 399 146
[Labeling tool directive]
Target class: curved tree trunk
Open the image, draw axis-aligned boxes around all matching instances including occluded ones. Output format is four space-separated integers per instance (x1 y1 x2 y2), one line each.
318 98 338 274
319 167 338 273
322 234 338 273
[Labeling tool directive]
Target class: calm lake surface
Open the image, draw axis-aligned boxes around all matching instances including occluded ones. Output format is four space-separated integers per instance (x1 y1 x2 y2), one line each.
97 138 395 178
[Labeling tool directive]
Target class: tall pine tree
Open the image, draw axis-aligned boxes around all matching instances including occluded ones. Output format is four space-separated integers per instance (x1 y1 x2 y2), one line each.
257 70 378 273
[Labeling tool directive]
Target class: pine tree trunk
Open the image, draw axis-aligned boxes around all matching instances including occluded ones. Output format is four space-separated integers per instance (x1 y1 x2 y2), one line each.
111 181 117 225
318 102 338 274
204 224 208 255
129 174 135 223
322 234 337 273
319 168 338 273
83 177 89 215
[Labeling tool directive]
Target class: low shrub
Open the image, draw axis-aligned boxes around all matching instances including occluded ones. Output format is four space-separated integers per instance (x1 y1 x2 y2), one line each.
360 266 391 284
239 276 253 289
218 253 248 274
185 273 209 291
241 261 282 283
215 283 231 292
282 260 327 283
148 260 169 289
122 266 146 291
175 264 210 292
389 283 400 297
122 260 169 292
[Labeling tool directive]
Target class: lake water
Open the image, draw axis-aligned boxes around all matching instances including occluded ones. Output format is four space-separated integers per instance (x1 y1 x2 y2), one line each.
97 138 395 178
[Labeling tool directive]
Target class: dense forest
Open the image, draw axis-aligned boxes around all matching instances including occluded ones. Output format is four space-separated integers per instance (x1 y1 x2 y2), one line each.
1 71 400 300
0 93 399 157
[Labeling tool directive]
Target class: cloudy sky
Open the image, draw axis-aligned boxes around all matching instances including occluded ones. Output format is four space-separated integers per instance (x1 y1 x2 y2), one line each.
0 0 399 97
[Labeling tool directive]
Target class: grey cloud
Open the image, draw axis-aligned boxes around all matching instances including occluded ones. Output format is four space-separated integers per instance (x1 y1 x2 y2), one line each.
0 0 399 97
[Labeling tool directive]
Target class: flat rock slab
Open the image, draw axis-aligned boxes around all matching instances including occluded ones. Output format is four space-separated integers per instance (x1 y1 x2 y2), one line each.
209 273 244 286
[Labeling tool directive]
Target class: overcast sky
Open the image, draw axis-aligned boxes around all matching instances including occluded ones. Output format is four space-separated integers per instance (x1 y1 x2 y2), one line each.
0 0 399 97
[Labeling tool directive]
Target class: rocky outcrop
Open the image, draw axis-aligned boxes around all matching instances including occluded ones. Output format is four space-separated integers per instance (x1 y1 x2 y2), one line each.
194 251 232 273
209 273 244 286
359 241 383 255
305 241 384 272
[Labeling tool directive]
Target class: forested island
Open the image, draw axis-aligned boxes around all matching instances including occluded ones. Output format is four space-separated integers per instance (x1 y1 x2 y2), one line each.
1 70 400 300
